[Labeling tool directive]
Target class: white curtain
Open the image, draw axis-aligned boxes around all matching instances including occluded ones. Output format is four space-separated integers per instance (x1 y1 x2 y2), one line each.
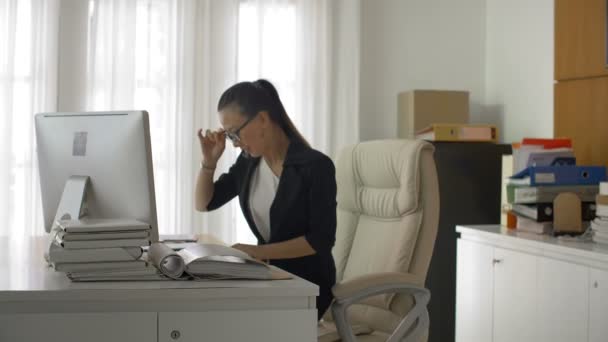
0 0 359 242
233 0 360 243
83 0 241 243
237 0 360 159
0 0 59 237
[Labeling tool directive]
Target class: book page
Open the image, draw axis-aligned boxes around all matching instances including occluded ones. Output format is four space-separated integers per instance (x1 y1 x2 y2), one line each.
177 244 253 266
148 242 186 279
149 242 290 281
178 244 274 280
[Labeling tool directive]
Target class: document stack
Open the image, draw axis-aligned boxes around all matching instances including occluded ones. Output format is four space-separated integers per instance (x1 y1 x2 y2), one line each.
501 138 575 229
511 138 576 175
592 182 608 244
504 138 608 234
47 218 160 281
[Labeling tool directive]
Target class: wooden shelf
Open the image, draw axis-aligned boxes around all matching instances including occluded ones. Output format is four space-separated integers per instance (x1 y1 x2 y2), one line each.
555 0 608 80
554 76 608 166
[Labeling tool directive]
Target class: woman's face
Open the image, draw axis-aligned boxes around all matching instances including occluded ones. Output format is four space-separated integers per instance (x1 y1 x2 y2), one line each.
219 106 264 157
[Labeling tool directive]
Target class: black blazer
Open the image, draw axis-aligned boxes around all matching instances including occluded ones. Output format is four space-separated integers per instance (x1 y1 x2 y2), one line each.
206 141 337 317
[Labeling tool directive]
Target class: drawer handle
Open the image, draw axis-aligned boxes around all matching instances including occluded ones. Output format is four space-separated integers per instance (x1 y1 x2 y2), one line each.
171 330 181 340
492 259 502 265
594 281 599 289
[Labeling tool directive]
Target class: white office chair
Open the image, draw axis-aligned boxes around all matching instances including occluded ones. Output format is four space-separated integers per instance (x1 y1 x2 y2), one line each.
319 139 440 342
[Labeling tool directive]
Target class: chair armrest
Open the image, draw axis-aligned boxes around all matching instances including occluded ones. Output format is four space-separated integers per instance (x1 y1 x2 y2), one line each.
331 272 430 342
332 271 424 301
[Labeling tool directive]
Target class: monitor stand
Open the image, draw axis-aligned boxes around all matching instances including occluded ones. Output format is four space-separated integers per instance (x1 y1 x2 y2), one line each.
51 175 90 232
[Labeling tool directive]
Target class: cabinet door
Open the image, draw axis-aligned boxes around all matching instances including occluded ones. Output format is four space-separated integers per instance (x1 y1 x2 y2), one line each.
538 257 588 342
555 0 608 80
590 268 608 342
0 312 156 342
455 239 494 342
159 309 316 342
555 77 608 166
493 247 538 342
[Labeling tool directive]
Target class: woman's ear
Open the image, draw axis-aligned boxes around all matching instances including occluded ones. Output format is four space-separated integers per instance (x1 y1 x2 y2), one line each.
258 110 271 127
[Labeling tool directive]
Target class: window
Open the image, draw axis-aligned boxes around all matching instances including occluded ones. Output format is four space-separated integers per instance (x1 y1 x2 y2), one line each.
234 0 298 244
86 0 178 234
0 0 56 236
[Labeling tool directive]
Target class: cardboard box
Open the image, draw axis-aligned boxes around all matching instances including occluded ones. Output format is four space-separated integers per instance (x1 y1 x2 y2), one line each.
397 90 469 138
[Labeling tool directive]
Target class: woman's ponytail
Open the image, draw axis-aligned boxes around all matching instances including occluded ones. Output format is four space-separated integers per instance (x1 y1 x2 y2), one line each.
218 79 310 148
253 79 310 148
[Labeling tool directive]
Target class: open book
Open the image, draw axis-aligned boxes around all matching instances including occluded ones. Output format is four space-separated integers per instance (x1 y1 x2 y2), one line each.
148 242 291 280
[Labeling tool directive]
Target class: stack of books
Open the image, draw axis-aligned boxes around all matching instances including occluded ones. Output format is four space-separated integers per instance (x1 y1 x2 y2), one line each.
592 182 608 244
503 138 606 234
47 218 158 281
46 220 289 282
503 138 576 229
507 165 605 234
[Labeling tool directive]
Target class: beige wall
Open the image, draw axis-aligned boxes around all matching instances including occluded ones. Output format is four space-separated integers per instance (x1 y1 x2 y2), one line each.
485 0 554 143
360 0 487 141
359 0 554 143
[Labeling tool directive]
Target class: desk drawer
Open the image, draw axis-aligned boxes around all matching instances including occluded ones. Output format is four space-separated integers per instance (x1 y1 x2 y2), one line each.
0 312 156 342
159 309 316 342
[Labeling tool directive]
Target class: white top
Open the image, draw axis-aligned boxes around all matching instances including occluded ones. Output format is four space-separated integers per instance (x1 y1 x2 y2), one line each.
456 224 608 267
249 159 280 242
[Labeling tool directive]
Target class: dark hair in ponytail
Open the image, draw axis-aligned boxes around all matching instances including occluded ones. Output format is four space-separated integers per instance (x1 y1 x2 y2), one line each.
217 79 310 148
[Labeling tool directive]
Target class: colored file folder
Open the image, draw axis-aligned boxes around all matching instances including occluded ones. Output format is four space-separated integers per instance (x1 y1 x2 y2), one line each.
415 124 498 142
521 137 572 149
526 150 575 167
509 166 607 186
506 184 599 204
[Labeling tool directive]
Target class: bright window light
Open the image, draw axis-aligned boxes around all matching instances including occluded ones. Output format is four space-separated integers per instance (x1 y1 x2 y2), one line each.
235 0 297 244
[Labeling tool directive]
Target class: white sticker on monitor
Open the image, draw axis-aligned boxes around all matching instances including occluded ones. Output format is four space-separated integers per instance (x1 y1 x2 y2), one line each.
73 132 87 156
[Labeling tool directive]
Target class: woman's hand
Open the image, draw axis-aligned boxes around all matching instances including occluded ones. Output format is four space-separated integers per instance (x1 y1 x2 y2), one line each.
197 128 226 167
231 243 263 261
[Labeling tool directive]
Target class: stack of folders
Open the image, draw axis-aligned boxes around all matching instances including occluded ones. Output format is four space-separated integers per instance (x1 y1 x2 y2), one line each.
502 138 576 229
507 165 606 234
512 138 575 174
47 218 160 281
592 182 608 244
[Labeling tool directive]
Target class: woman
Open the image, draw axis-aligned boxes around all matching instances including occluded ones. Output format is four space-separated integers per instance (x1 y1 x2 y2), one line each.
194 79 337 320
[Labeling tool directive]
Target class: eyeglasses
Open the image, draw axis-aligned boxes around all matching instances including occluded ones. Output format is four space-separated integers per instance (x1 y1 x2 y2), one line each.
225 113 258 143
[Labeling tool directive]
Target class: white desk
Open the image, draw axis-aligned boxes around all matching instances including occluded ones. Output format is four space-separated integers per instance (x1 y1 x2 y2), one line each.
0 237 318 342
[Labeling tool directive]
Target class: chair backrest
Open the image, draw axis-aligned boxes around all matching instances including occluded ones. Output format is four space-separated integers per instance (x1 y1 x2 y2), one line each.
328 139 440 334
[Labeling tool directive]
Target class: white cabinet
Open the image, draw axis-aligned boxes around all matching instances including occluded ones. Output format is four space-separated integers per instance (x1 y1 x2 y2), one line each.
0 312 156 342
493 248 538 342
456 225 608 342
456 241 538 342
455 239 493 342
589 268 608 342
538 257 588 342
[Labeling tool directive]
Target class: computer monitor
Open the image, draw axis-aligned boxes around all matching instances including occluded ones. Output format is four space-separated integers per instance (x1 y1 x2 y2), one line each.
35 111 159 241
